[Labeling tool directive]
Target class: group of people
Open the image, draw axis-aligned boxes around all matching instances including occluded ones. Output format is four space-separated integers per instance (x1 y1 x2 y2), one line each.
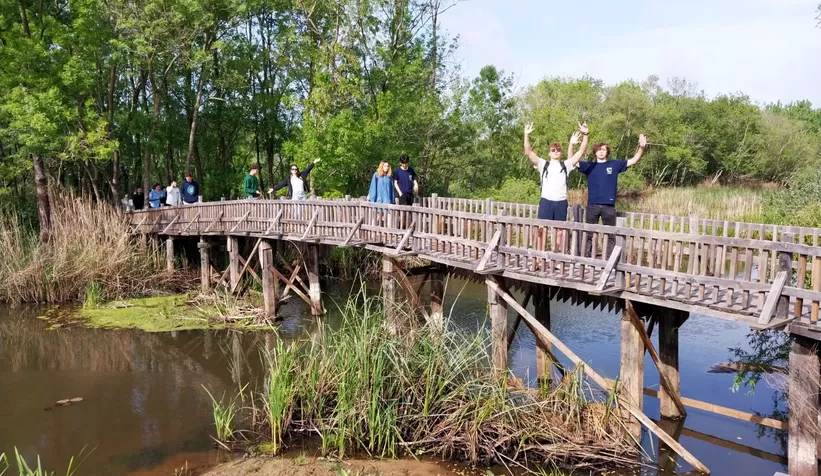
124 174 201 211
524 121 647 253
243 158 322 200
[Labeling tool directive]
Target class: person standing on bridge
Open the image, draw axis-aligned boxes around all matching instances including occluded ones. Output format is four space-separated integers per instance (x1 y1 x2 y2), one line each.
269 158 321 200
166 180 182 207
132 187 145 210
578 134 647 257
244 165 262 199
180 173 200 205
369 161 395 226
148 183 166 208
524 122 589 221
393 153 418 206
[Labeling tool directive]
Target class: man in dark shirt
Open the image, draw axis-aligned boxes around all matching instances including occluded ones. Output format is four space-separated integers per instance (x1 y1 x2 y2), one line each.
180 173 200 205
393 153 418 206
578 134 647 256
132 187 145 210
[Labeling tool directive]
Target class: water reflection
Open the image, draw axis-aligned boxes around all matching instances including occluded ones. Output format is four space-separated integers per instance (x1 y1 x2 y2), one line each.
0 276 790 476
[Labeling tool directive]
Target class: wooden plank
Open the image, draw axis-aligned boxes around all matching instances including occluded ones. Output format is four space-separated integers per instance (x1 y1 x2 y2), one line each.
395 218 417 252
485 278 710 475
796 254 807 318
812 256 821 322
476 229 502 272
300 209 319 240
180 211 201 233
160 214 180 235
758 271 788 325
229 211 251 233
595 245 623 291
341 215 366 246
230 238 263 295
625 301 687 417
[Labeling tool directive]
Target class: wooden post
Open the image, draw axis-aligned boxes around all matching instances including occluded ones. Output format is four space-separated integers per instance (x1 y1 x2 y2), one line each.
228 236 240 291
430 269 444 331
534 286 552 388
140 233 147 251
198 239 210 293
777 233 794 319
488 278 509 377
259 240 276 318
659 310 688 419
572 204 582 256
789 335 819 476
382 254 397 331
657 417 685 474
306 244 322 315
166 237 174 272
620 305 645 439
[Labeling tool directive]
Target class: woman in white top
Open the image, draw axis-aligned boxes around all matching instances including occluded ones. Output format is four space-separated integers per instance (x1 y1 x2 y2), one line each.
269 158 321 200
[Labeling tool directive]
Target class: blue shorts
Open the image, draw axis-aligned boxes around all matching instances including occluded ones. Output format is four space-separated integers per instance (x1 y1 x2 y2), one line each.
537 199 568 221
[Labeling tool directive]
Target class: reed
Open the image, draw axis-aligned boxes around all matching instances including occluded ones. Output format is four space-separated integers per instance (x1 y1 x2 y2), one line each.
0 447 90 476
247 290 637 471
203 386 243 445
0 192 190 304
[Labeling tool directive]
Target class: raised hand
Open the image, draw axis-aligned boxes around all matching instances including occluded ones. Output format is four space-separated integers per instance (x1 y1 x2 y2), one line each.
570 131 581 145
639 134 647 148
524 122 535 135
578 122 589 135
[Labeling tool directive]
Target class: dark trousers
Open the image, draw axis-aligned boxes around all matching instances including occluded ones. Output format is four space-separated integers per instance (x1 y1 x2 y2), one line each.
397 193 414 206
584 204 617 257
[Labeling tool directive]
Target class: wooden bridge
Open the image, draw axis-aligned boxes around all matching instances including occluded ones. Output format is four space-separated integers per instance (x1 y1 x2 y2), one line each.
129 196 821 476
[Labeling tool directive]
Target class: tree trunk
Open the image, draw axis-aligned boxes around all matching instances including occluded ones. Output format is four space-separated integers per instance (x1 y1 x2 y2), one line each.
107 62 119 202
185 62 207 176
33 155 51 244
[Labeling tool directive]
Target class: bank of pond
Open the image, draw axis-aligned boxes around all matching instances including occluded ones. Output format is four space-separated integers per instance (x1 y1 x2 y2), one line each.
0 277 787 476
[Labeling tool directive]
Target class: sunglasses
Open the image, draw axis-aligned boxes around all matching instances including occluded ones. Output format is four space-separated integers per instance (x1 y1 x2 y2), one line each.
550 148 562 153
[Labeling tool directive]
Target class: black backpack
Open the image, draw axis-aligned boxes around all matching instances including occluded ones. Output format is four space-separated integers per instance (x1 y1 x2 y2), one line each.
541 160 568 184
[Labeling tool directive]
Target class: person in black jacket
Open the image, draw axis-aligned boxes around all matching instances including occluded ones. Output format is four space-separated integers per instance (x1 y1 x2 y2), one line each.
269 158 321 200
132 187 145 210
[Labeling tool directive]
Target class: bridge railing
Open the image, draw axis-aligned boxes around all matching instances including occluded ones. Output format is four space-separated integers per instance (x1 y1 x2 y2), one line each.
130 198 821 327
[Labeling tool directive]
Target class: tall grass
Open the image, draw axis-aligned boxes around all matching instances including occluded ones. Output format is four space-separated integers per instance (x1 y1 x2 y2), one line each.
247 291 637 471
0 447 91 476
203 386 244 445
619 185 765 221
0 192 185 303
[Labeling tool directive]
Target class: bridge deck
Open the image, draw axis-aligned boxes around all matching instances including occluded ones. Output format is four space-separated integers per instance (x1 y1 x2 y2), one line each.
129 198 821 335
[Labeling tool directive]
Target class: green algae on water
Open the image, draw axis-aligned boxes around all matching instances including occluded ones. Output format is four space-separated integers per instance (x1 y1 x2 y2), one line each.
79 294 267 332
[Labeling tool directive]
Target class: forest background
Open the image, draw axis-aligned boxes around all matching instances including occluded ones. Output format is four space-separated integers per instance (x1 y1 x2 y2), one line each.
2 0 821 237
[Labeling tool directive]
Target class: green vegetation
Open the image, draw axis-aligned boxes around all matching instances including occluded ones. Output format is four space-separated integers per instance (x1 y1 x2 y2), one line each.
1 0 819 244
0 447 91 476
203 386 245 445
214 292 637 471
0 194 177 304
78 293 269 332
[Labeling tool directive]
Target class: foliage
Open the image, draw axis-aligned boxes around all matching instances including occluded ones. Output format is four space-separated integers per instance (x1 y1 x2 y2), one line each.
246 290 638 469
0 0 818 221
0 446 91 476
729 330 791 393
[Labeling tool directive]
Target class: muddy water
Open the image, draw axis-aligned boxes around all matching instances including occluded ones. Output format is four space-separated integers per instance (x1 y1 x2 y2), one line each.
0 277 786 475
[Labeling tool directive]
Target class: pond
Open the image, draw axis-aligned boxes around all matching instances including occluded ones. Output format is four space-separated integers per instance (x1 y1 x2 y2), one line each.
0 276 786 475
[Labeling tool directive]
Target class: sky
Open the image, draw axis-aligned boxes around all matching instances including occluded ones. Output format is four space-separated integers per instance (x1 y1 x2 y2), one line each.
439 0 821 105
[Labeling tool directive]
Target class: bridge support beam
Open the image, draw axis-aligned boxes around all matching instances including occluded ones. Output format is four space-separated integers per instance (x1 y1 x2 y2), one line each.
382 254 397 331
165 237 174 272
429 269 444 332
198 239 210 293
227 236 240 292
259 240 277 319
488 278 509 377
306 244 322 315
620 307 645 440
534 286 553 389
659 310 688 419
789 335 819 476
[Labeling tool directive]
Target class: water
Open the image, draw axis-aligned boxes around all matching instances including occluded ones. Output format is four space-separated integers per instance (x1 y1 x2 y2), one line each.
0 277 787 475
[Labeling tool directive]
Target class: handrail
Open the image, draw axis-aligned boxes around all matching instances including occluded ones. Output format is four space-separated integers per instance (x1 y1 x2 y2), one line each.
128 199 821 328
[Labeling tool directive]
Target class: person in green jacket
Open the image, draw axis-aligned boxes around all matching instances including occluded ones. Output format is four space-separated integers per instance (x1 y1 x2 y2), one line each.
243 165 261 199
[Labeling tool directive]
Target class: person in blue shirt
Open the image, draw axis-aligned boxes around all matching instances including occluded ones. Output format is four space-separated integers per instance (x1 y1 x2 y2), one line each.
576 134 647 256
368 161 395 226
180 173 200 205
392 153 418 206
148 183 166 208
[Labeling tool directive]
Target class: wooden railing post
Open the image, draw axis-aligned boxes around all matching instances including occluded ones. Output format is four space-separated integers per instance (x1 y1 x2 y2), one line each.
777 232 795 319
615 217 626 289
198 239 210 293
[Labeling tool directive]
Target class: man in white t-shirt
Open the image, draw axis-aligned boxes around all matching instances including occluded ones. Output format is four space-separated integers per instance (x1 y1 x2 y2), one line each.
524 122 589 221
